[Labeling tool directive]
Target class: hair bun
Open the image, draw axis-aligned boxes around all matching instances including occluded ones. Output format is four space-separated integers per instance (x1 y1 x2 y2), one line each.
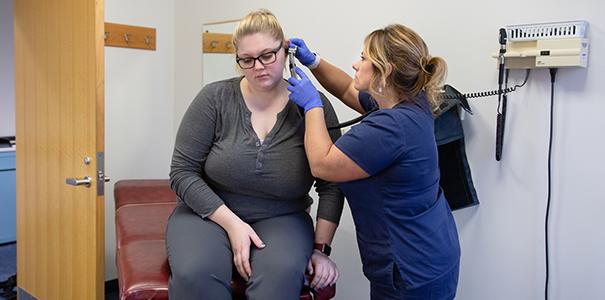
420 56 433 74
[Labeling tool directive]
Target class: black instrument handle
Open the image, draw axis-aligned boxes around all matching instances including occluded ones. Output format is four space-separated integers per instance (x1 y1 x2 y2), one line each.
496 94 508 161
495 112 505 161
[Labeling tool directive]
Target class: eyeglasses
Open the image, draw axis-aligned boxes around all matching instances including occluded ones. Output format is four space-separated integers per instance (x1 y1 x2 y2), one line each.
236 44 283 69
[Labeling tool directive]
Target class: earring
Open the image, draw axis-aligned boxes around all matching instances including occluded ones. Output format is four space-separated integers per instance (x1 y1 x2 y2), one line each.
377 86 384 93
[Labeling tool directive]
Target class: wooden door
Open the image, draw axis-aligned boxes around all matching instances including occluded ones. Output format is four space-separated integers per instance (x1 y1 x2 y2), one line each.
14 0 105 299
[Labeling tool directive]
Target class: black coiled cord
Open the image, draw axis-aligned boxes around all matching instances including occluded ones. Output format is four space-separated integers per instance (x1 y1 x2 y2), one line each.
441 69 530 100
327 69 531 130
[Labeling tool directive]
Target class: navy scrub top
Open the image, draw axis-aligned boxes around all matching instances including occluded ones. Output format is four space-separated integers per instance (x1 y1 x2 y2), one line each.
334 91 460 289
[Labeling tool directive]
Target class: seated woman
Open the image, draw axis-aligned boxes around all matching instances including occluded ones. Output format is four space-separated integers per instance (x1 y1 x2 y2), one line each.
166 9 343 300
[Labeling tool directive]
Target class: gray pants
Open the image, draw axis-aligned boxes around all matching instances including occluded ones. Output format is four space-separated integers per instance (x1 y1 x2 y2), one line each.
166 203 314 300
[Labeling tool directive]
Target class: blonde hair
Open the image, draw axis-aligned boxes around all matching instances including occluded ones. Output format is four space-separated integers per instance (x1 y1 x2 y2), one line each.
232 9 285 51
363 24 447 112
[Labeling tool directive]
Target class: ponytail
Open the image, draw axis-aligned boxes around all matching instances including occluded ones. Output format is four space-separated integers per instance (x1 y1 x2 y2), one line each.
423 56 447 113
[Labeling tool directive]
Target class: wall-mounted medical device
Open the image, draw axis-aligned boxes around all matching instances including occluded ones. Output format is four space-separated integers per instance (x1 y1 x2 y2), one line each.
494 20 589 69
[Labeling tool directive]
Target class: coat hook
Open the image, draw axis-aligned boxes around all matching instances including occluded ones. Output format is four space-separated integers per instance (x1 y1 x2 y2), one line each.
144 35 151 45
225 42 232 49
210 40 218 48
104 32 109 40
124 33 130 43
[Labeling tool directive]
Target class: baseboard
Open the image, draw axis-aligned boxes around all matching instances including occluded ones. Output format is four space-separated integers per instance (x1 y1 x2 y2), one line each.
105 278 118 294
17 287 37 300
0 241 16 247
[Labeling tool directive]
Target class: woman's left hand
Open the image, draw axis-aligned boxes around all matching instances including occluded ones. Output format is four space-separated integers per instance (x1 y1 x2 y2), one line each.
307 250 339 290
287 67 323 113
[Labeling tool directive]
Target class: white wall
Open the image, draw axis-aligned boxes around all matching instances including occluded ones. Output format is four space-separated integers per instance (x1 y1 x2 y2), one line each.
104 0 175 280
0 0 15 137
175 1 605 299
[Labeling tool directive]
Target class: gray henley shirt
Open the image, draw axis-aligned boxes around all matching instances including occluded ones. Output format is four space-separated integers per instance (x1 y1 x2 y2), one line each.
170 77 344 224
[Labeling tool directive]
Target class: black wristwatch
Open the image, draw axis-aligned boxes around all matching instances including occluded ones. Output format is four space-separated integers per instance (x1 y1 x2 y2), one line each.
313 243 332 256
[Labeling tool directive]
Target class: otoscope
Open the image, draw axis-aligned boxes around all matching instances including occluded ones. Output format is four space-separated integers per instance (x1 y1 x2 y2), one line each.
495 28 507 161
288 46 299 79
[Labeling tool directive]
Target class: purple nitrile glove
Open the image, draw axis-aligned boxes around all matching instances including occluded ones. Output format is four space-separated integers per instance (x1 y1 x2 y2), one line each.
287 67 323 113
289 38 317 67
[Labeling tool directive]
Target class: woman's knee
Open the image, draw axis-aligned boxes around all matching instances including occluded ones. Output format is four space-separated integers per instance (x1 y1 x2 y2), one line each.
246 256 306 299
170 255 232 295
257 254 307 279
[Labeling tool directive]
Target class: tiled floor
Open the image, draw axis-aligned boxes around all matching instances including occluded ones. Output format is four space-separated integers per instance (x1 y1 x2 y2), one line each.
0 243 15 281
0 244 119 300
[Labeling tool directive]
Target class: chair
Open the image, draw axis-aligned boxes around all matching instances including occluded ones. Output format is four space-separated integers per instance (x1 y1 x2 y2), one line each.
114 179 336 300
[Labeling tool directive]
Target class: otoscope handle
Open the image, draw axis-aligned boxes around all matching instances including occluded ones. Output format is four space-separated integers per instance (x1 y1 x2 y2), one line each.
496 28 508 161
288 46 299 79
495 113 504 161
496 92 508 161
498 64 505 85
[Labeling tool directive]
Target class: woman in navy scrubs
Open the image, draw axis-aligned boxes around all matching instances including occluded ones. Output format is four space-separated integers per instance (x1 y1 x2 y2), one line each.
287 24 461 299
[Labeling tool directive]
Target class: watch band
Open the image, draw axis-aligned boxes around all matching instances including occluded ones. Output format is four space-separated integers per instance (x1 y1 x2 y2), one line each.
313 243 332 256
308 52 321 69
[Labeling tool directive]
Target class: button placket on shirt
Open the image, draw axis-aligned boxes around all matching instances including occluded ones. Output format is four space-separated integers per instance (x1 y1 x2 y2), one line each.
243 111 265 171
255 142 265 170
255 136 272 170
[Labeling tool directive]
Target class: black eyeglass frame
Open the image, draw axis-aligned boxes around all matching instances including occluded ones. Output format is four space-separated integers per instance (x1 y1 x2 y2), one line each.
235 44 284 69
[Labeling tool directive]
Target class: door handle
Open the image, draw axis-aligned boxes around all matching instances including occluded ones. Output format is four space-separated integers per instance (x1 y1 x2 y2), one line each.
65 176 92 187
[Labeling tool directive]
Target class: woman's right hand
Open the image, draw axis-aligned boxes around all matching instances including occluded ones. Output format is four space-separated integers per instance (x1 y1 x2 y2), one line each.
225 220 266 281
307 250 339 290
289 38 317 67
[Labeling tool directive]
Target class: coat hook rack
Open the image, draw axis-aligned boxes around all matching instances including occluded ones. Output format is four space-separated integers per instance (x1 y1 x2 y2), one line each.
203 32 234 54
105 22 156 51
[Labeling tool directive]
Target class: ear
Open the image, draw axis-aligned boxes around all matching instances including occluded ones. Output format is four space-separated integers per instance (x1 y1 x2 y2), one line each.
384 63 393 78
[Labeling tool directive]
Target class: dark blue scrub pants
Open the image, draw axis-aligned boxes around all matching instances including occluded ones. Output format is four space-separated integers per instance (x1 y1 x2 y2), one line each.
166 203 314 300
370 262 459 300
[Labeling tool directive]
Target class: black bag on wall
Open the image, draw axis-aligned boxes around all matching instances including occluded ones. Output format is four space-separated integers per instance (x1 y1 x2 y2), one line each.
434 105 479 210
